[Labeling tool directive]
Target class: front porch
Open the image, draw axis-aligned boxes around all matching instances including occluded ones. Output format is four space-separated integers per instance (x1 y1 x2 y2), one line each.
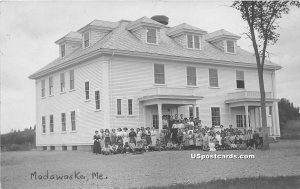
139 87 203 132
225 91 280 136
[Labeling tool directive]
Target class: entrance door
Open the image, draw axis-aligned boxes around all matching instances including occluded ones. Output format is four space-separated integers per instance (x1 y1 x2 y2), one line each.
236 115 250 128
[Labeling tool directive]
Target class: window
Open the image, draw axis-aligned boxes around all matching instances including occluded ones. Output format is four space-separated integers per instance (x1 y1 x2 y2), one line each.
84 82 90 100
62 146 67 151
60 73 65 92
187 66 197 86
128 99 133 115
187 35 193 48
152 115 159 129
187 34 201 49
209 68 219 87
50 115 54 132
95 91 100 110
147 28 157 44
196 107 199 119
117 99 122 115
154 64 165 84
236 115 244 128
71 111 76 131
43 146 47 150
189 106 193 118
60 44 66 58
42 116 46 133
69 70 74 90
72 146 77 151
211 107 220 126
61 113 66 132
269 106 272 116
50 146 55 151
226 40 235 53
49 77 53 96
41 80 45 97
236 71 245 89
83 32 90 48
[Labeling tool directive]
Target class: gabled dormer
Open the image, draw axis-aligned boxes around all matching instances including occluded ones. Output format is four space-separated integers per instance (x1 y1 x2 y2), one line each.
77 20 118 48
167 23 207 50
205 29 241 54
55 32 82 58
127 16 165 45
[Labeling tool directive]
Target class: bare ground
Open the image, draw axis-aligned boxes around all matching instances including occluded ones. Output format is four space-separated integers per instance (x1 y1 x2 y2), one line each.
1 140 300 189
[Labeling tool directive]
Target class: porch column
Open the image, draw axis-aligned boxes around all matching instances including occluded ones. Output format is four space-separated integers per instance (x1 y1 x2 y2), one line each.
193 104 196 119
228 106 232 125
158 103 163 133
245 105 249 130
143 105 147 128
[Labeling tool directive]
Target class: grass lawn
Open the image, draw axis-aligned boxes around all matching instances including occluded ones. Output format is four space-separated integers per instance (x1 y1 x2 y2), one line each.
1 140 300 189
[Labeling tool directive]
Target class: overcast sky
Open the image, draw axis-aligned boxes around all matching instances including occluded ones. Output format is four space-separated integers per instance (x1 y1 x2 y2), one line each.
1 0 300 134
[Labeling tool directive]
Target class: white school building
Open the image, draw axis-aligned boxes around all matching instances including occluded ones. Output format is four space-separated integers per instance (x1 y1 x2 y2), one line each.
29 15 281 151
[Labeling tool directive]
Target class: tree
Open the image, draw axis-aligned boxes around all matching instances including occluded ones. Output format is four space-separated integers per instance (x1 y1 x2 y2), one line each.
232 1 300 150
278 98 300 129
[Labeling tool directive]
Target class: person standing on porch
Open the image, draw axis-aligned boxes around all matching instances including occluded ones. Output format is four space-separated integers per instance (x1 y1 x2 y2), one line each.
162 115 168 129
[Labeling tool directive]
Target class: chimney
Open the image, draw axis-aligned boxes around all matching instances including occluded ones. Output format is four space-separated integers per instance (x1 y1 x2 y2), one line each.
151 15 169 25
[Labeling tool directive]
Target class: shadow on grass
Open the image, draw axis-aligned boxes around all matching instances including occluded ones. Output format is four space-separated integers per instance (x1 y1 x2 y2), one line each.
135 175 300 189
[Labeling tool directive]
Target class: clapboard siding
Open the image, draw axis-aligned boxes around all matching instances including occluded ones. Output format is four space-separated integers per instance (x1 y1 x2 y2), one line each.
36 57 106 146
35 54 278 146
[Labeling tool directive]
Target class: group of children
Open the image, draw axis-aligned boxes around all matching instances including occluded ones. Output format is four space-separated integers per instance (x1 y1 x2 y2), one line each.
93 115 264 155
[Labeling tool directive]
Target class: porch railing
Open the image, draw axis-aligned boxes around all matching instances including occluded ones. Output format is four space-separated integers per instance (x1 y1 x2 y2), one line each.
141 87 197 97
227 91 273 100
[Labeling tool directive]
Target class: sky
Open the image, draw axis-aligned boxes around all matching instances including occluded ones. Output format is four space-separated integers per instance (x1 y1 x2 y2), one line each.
1 0 300 134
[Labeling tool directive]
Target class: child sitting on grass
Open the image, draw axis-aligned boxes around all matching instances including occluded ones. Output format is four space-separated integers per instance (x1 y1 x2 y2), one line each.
134 141 144 154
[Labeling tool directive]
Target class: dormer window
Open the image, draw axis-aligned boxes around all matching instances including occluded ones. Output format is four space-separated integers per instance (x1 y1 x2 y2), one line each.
60 44 65 58
187 34 201 49
226 40 235 53
83 32 90 48
146 28 157 44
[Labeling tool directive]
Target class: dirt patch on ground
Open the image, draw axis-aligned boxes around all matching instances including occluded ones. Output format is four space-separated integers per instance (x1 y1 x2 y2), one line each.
2 140 300 189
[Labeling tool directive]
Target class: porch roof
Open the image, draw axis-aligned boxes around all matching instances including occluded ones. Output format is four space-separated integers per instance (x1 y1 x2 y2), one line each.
138 87 203 106
225 91 279 107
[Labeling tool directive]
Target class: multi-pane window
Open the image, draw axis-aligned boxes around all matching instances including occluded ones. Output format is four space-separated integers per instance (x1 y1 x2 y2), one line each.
83 32 90 48
187 34 201 49
60 73 65 92
49 77 53 96
41 80 45 97
236 70 245 89
152 115 159 129
95 91 100 110
209 68 219 87
154 64 165 84
128 99 133 115
85 82 89 100
69 70 74 90
71 111 76 131
187 66 197 86
236 115 244 128
117 99 122 115
61 113 66 132
42 116 46 133
211 107 220 126
147 28 157 44
226 40 235 53
50 115 54 132
60 44 66 58
196 107 199 119
187 35 193 48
